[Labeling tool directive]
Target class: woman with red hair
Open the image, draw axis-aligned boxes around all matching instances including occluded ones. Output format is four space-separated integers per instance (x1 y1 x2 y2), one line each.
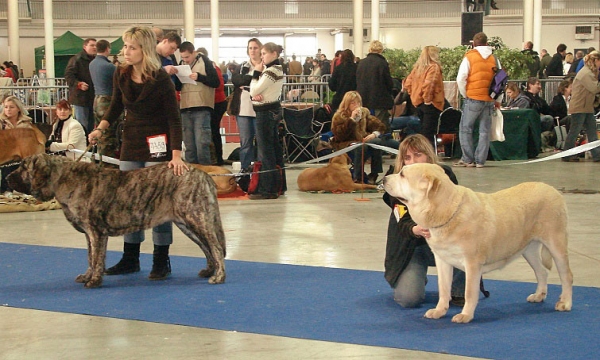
46 99 87 160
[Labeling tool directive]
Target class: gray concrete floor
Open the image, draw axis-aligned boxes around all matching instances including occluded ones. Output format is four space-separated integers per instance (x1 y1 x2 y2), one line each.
1 144 599 359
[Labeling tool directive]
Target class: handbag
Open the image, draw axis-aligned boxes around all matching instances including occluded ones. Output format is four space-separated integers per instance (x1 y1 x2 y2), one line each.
490 108 505 142
227 87 242 116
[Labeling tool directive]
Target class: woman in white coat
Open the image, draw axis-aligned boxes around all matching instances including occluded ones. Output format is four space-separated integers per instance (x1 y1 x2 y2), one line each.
46 99 87 160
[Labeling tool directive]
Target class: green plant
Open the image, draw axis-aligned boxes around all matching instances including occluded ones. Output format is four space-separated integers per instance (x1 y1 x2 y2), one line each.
383 37 533 82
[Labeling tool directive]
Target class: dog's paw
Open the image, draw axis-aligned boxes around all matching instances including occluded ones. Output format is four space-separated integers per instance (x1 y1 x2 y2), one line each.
208 273 226 284
424 308 447 319
75 274 89 283
555 299 572 311
198 267 215 278
452 313 474 323
527 292 547 303
84 277 103 289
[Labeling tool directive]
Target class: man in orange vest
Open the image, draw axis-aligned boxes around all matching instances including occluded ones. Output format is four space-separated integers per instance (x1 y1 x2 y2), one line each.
454 32 503 168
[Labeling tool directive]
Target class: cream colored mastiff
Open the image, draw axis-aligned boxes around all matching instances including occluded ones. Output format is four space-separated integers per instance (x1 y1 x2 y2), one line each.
383 163 573 323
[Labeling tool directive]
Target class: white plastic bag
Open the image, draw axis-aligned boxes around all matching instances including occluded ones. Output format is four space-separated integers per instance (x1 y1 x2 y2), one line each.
490 108 505 142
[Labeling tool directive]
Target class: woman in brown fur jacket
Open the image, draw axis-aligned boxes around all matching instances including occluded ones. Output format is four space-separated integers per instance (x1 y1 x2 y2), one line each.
331 91 387 184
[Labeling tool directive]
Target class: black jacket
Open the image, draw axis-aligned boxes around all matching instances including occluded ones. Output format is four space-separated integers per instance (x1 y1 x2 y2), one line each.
521 49 541 78
549 94 568 120
525 91 554 116
356 53 394 111
328 61 357 112
64 50 95 107
545 53 564 77
383 164 458 288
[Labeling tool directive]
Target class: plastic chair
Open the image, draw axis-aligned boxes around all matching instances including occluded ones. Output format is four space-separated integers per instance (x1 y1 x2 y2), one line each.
282 106 326 163
435 107 462 157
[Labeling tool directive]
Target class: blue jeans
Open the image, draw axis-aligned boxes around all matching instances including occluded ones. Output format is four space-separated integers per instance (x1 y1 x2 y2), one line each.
459 98 494 165
74 105 94 135
390 115 421 135
393 245 466 308
255 108 287 195
182 109 212 165
236 115 257 169
564 112 600 161
119 161 173 246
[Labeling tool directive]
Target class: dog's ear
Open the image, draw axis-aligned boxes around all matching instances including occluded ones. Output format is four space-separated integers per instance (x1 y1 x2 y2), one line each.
29 155 53 192
423 172 441 199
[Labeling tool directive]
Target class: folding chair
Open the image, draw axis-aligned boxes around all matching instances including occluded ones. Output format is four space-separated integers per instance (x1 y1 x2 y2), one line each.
435 107 462 158
282 106 325 163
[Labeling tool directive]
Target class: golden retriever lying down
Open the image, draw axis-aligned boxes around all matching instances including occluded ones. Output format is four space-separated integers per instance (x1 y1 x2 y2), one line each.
189 164 238 195
383 163 573 323
297 154 378 192
0 127 46 165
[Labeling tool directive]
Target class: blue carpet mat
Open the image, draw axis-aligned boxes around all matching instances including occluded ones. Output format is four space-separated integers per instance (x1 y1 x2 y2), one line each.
1 243 598 358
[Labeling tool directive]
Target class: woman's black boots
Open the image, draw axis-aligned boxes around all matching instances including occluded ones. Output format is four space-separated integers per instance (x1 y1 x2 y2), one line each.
104 242 141 275
149 245 171 280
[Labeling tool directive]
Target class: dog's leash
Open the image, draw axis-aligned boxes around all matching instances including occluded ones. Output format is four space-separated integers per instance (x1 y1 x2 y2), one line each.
78 131 108 168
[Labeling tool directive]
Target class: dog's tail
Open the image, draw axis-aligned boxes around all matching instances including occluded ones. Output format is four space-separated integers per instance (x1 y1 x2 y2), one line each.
541 246 553 270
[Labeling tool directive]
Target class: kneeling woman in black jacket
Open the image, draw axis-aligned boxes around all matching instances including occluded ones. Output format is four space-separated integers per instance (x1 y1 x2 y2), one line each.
383 134 466 307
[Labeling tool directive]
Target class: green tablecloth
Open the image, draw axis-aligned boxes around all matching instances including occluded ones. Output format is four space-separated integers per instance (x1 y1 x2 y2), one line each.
490 109 541 160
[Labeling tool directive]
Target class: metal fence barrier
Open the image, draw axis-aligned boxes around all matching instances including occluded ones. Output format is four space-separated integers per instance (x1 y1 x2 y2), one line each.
2 76 564 134
0 77 69 124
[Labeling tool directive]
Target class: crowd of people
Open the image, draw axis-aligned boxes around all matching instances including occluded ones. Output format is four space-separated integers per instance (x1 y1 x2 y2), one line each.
1 27 599 309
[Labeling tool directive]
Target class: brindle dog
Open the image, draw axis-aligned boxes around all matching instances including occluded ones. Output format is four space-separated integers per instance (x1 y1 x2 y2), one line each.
7 154 226 288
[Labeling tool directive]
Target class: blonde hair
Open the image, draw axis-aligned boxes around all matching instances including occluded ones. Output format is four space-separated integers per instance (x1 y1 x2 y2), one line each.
412 46 441 76
564 53 574 64
368 40 384 54
121 26 161 82
2 95 29 117
583 50 600 77
394 134 438 173
337 91 362 118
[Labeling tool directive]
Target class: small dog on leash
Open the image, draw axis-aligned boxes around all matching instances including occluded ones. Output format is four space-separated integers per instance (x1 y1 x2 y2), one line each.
8 154 226 288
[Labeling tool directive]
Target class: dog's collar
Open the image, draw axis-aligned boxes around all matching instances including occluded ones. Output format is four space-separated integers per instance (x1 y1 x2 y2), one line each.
428 195 464 229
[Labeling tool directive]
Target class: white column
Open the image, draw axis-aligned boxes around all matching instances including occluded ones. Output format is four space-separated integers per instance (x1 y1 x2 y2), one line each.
371 0 379 42
7 0 20 68
43 0 55 79
183 0 195 42
353 0 364 58
523 0 534 46
211 0 220 63
532 0 542 53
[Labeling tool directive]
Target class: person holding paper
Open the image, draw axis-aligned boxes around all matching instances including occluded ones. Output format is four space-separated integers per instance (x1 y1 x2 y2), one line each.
178 41 220 164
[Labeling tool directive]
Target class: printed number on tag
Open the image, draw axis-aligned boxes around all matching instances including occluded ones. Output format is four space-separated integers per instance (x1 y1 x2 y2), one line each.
147 134 167 155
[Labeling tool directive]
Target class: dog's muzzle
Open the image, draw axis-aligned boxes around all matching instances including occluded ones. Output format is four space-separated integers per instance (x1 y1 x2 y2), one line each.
6 170 30 194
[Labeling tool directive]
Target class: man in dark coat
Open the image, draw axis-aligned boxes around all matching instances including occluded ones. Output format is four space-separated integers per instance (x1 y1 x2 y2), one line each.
545 43 567 77
356 40 394 132
521 41 541 78
65 38 97 135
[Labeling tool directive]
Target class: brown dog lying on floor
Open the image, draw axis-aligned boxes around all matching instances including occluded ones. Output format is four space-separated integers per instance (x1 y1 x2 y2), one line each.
0 127 46 165
297 154 378 192
189 164 238 195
